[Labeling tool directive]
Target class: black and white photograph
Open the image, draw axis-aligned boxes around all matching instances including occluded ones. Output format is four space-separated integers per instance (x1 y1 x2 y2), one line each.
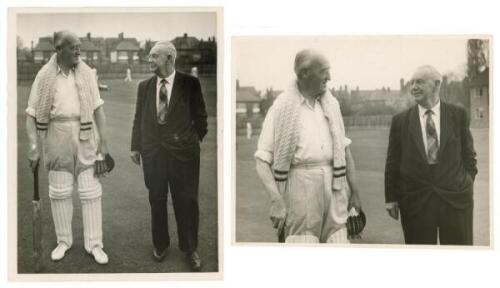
233 36 491 246
2 1 500 288
8 7 222 279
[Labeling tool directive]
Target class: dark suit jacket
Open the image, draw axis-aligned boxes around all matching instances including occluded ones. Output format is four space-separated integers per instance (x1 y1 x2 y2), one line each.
131 71 208 163
385 102 477 217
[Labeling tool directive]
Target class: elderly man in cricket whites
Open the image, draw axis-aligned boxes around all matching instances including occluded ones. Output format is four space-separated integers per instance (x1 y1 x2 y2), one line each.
255 50 362 243
26 31 111 264
385 65 477 245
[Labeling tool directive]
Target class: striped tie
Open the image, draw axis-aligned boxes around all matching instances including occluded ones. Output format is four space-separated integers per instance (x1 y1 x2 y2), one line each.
158 79 168 124
425 109 439 164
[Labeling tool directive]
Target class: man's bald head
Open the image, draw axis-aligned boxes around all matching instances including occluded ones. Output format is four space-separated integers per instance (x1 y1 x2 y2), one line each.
412 65 442 83
294 49 329 78
151 41 177 61
54 30 80 50
148 41 177 77
409 65 442 108
294 49 331 98
53 30 81 69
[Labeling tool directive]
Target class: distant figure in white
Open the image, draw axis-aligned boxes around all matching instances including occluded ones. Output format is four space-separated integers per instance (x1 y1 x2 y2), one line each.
191 66 199 78
246 121 252 139
124 67 132 82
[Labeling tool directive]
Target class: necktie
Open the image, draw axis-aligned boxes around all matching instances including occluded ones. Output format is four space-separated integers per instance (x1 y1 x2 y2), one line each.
425 109 439 164
158 79 168 124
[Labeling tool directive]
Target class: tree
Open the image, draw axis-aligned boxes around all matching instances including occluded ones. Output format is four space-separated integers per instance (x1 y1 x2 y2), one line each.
467 39 489 79
17 36 24 50
260 88 276 116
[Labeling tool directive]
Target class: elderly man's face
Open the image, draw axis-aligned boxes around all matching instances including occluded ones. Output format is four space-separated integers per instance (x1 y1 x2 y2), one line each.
409 69 439 105
304 57 331 96
148 45 171 76
58 35 81 68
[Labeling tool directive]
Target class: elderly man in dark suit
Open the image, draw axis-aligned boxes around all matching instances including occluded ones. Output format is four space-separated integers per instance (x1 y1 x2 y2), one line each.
385 65 477 245
130 41 208 270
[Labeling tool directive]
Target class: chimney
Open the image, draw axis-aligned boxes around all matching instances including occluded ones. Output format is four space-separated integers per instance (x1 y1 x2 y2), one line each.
400 78 405 91
119 32 124 40
87 32 91 41
184 33 188 38
236 79 240 90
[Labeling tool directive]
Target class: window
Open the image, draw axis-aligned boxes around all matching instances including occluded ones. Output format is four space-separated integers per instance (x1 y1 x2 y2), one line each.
34 52 44 62
476 108 484 119
118 51 128 62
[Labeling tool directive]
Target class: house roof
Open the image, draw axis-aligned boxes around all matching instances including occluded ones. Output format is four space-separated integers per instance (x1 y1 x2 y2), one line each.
115 40 141 51
106 38 140 51
237 87 261 103
80 37 105 51
80 40 100 51
172 34 200 50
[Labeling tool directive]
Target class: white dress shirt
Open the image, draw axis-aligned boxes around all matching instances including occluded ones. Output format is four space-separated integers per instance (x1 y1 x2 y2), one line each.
155 70 176 112
255 94 351 165
26 66 104 119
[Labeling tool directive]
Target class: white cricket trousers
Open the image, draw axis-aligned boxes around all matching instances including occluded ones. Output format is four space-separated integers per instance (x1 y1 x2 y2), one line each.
48 167 103 252
283 164 349 244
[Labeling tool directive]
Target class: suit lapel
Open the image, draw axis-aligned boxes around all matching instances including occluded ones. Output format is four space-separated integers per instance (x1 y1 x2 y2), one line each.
167 72 184 116
438 102 452 157
409 105 427 162
147 77 158 122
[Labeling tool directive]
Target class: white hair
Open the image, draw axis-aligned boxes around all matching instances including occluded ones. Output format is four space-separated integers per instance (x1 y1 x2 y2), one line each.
53 30 79 49
153 41 177 60
294 49 327 78
416 65 442 82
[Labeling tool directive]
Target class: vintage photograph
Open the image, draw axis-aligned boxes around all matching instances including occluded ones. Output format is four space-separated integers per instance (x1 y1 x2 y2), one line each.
233 36 490 246
9 7 221 278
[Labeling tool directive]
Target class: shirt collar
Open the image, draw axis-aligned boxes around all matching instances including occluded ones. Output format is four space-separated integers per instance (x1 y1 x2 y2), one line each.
294 80 321 106
157 70 176 86
418 100 440 118
56 65 75 76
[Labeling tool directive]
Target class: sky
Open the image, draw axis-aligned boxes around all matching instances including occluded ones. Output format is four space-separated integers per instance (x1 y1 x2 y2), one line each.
233 36 475 91
16 11 217 48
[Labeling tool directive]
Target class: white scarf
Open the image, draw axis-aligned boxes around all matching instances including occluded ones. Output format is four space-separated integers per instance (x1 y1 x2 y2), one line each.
34 53 97 140
272 81 348 193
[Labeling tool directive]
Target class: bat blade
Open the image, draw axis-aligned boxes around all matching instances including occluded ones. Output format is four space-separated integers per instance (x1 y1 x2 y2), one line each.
32 161 43 273
32 200 43 272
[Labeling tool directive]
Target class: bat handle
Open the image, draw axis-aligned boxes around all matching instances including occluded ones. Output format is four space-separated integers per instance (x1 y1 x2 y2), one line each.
33 162 40 201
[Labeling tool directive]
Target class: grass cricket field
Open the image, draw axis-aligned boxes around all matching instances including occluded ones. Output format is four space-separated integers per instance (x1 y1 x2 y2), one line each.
16 76 219 273
236 127 490 246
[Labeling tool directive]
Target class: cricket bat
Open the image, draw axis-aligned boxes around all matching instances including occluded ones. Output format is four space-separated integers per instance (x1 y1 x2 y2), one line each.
32 162 43 272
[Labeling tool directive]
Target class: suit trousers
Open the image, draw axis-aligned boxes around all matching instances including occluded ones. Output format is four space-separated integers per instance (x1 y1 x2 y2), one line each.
401 192 473 245
142 147 200 253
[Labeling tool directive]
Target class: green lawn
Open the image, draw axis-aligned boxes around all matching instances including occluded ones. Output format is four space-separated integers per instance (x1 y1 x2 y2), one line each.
236 127 490 246
16 77 219 273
